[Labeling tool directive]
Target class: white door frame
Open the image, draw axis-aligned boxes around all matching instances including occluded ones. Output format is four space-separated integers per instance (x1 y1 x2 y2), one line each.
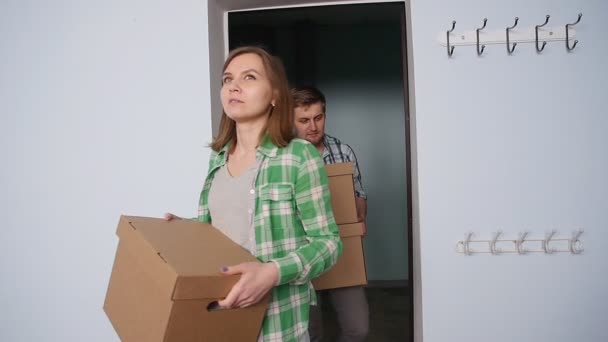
206 1 422 341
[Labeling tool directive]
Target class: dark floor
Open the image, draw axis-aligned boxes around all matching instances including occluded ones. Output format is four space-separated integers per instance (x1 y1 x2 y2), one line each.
322 286 412 342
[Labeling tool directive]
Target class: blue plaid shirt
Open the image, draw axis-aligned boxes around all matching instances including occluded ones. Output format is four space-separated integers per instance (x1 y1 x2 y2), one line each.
321 134 366 199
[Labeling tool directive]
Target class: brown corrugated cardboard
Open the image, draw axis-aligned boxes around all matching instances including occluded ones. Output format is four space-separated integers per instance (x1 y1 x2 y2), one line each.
325 162 359 225
312 222 367 290
104 216 268 342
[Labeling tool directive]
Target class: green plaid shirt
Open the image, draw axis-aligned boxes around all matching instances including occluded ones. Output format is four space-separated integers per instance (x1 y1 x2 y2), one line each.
198 135 342 342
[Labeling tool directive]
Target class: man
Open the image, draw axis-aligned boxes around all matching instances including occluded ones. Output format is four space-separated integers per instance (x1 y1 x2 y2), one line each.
292 86 369 342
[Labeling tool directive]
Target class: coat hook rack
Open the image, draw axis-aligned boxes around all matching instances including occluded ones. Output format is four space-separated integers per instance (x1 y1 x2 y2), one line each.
506 17 519 54
476 18 488 55
566 13 582 51
456 230 584 256
438 14 582 56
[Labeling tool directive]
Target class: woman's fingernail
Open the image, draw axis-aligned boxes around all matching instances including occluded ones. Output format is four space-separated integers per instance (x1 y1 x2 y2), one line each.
220 266 228 272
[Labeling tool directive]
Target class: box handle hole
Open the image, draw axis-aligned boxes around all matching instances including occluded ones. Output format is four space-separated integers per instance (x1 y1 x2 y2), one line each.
206 301 222 312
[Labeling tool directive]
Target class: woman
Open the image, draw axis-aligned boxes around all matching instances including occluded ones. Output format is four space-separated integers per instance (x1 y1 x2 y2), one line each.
166 46 342 342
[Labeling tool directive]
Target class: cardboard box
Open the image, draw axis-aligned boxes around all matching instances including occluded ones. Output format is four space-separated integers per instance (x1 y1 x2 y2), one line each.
104 216 268 342
312 222 367 290
325 162 359 225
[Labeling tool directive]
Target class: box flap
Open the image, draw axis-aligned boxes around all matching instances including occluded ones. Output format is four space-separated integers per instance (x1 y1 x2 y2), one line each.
121 216 259 300
325 162 353 177
338 222 365 238
116 216 178 299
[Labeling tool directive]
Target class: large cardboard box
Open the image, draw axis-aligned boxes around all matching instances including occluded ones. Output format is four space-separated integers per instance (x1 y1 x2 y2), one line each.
104 216 268 342
312 222 367 290
325 162 359 225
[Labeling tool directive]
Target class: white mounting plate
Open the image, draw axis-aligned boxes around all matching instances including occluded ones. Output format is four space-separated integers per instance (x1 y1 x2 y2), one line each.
437 26 575 46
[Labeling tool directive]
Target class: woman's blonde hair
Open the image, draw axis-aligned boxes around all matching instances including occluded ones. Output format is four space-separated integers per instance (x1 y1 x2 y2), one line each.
210 46 294 152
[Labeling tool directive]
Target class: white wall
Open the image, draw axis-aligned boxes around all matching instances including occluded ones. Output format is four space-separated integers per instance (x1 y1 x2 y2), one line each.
0 1 213 341
409 0 608 341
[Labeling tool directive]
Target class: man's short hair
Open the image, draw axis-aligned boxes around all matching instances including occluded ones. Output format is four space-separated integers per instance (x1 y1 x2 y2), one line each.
291 86 326 112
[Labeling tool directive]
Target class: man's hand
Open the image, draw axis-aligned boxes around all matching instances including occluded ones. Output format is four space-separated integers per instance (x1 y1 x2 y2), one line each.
218 262 279 309
355 197 367 237
361 220 367 237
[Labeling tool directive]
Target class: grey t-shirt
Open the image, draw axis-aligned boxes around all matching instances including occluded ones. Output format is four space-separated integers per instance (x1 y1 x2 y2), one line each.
208 162 258 255
209 161 311 342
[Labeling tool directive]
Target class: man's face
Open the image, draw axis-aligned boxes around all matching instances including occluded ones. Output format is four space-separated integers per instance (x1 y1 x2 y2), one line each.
294 102 326 147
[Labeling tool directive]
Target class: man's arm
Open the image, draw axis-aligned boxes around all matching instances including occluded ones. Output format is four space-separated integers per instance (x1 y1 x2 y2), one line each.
355 197 367 222
343 143 367 234
355 196 367 236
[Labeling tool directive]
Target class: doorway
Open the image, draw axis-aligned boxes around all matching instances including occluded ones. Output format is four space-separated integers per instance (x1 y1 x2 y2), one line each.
229 2 413 341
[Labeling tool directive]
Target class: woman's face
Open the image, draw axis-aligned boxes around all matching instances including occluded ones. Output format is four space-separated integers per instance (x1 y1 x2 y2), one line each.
221 53 275 123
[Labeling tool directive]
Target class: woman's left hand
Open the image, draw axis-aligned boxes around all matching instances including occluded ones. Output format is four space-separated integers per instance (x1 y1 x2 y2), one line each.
217 262 279 309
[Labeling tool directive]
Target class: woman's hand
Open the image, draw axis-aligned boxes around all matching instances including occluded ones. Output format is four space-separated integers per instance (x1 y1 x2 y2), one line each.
163 213 182 221
217 262 279 309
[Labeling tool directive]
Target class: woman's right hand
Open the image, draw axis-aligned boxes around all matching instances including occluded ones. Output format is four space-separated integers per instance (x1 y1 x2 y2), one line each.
163 213 182 221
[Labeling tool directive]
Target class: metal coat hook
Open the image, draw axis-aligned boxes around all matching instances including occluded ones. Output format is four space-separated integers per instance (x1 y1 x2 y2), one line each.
566 13 582 51
447 20 456 57
463 232 474 255
476 18 488 55
456 232 475 255
569 230 584 254
506 17 519 54
489 231 502 255
542 230 557 254
535 15 550 53
516 232 529 255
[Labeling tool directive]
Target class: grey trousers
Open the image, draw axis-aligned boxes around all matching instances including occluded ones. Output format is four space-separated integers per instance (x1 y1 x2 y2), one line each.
309 286 369 342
